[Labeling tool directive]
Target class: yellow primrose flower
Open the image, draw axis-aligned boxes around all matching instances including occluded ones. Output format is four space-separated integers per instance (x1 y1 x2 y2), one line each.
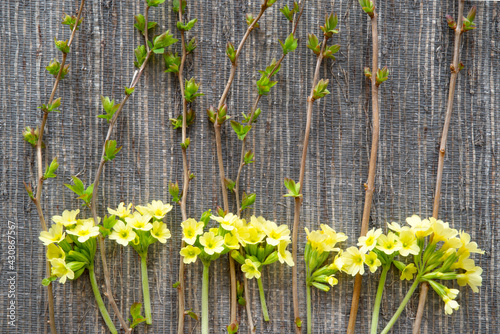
320 224 348 243
241 259 261 279
50 258 74 284
233 224 250 246
357 228 382 253
305 228 329 253
457 266 483 292
444 287 459 300
430 219 458 244
387 222 411 233
125 212 153 231
326 275 338 286
67 219 100 243
107 202 132 218
278 240 294 266
342 247 366 276
450 253 475 271
364 251 381 273
457 231 485 257
262 220 290 246
109 221 136 246
151 221 171 243
443 296 460 315
39 223 65 246
136 200 173 219
181 218 204 245
243 226 266 245
406 215 432 238
249 215 267 231
398 230 420 257
180 245 201 264
400 263 417 281
376 232 402 255
199 232 224 255
47 244 65 261
224 233 240 250
210 213 239 231
52 209 80 227
328 252 344 272
441 237 462 252
209 227 220 235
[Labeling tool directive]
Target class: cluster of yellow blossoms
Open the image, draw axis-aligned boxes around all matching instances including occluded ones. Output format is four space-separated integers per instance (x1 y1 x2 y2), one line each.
304 225 348 291
39 209 100 283
106 200 172 251
342 215 484 315
180 213 294 276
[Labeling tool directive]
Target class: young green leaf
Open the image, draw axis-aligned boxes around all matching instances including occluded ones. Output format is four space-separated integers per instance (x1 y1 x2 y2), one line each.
169 182 180 203
43 157 59 179
242 107 261 124
284 178 302 197
359 0 375 17
226 42 236 63
462 6 477 32
320 13 339 38
256 74 278 96
152 30 178 54
279 33 298 55
216 105 230 124
280 5 294 21
323 44 340 60
65 176 85 196
124 86 135 96
61 14 83 31
104 140 122 162
98 96 120 123
164 52 181 73
245 13 259 28
46 58 70 79
54 38 70 54
134 14 158 33
225 178 236 192
129 302 147 329
375 66 389 85
147 0 166 7
240 192 256 211
243 150 254 165
312 79 330 100
41 276 58 286
22 126 40 147
134 45 148 68
307 34 321 55
230 120 252 141
177 18 197 31
186 37 197 54
184 78 203 102
180 138 191 149
172 0 187 13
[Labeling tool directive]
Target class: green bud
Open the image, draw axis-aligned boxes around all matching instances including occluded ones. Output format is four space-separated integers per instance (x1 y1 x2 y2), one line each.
364 67 372 79
43 157 59 179
124 86 135 95
46 58 69 79
359 0 375 17
177 18 197 31
134 45 148 68
262 251 279 265
323 44 340 60
312 282 330 292
61 14 83 31
284 178 302 198
240 192 256 211
227 321 239 334
230 250 246 265
279 33 298 55
244 150 254 165
186 37 197 54
245 13 259 29
320 13 339 38
446 15 457 30
23 181 34 200
164 52 181 73
104 140 122 162
217 105 230 124
54 38 70 54
180 137 191 149
375 66 389 85
307 33 321 55
312 79 330 100
207 106 217 123
98 96 120 123
462 6 477 32
169 182 180 202
224 177 235 192
226 42 236 63
23 126 40 147
184 78 204 102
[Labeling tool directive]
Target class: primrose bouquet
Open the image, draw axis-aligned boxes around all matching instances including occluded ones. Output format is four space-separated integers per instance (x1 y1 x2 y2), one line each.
39 209 118 333
105 200 172 326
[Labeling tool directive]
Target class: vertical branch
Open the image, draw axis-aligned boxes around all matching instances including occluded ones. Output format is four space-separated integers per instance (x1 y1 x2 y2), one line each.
346 1 381 333
212 1 270 325
234 1 306 216
291 35 329 334
31 1 86 333
413 1 467 333
176 3 190 334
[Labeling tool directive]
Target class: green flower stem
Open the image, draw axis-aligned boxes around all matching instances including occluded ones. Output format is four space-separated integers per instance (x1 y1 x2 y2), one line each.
371 264 390 334
306 283 312 334
140 253 152 325
89 264 118 334
379 279 420 334
257 277 270 321
202 262 210 334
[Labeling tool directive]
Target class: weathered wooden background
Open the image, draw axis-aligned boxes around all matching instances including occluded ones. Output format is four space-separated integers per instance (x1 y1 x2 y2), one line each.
1 0 499 333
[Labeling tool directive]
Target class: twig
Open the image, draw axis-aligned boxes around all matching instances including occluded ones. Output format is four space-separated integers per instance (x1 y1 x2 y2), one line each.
234 1 306 216
89 7 155 332
346 1 381 332
291 34 329 334
213 1 270 325
413 1 466 333
176 4 190 334
32 1 85 333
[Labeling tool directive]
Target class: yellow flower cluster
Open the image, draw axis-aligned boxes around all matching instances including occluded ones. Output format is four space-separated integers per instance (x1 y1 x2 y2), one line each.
180 213 294 278
304 225 347 291
344 214 484 315
39 209 101 284
107 201 172 252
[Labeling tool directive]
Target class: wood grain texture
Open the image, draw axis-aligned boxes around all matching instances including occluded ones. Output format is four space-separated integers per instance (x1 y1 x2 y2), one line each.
1 0 498 333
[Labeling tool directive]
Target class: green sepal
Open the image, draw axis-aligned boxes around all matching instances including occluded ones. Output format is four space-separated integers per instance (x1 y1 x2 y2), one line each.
311 281 330 292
